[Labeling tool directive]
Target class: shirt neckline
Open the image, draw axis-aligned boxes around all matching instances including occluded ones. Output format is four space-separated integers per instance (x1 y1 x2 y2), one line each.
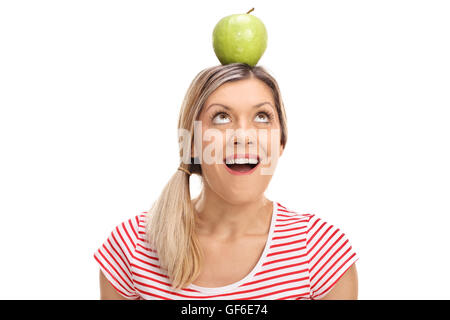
187 201 278 294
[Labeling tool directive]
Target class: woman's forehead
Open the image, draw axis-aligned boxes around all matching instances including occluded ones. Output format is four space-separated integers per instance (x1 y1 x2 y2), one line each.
205 78 274 108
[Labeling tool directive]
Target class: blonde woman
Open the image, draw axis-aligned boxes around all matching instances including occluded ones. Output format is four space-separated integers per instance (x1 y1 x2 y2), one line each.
94 63 359 300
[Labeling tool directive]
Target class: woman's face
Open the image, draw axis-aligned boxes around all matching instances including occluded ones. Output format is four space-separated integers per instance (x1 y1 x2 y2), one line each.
193 77 284 204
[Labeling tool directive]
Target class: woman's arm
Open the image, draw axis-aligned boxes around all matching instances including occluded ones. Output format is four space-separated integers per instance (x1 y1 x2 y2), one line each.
99 270 131 300
319 263 358 300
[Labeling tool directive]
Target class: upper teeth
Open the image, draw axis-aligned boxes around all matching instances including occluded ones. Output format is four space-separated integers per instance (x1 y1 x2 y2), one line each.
226 158 258 165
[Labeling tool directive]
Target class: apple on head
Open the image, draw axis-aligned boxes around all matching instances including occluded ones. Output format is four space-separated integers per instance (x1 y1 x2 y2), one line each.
212 8 268 67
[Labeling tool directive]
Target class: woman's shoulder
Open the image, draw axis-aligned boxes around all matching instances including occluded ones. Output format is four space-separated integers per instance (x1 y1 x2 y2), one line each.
93 210 150 300
275 201 358 260
276 201 359 299
275 201 350 233
124 211 152 249
113 212 148 244
94 211 150 259
275 201 315 222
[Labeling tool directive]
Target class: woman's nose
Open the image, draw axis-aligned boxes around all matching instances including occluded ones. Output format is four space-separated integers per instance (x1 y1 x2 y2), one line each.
233 135 254 146
227 117 259 148
231 127 257 146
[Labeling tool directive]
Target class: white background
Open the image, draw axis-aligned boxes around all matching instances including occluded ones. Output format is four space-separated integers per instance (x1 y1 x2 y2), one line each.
1 0 449 299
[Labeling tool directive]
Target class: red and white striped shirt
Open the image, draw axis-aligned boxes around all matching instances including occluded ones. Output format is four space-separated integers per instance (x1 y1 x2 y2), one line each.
94 202 359 300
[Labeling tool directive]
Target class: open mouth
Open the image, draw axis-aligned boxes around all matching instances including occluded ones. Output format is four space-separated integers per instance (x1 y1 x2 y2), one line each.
224 155 260 175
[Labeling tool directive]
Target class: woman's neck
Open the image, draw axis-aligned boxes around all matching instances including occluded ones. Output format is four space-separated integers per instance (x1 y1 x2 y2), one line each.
192 190 273 241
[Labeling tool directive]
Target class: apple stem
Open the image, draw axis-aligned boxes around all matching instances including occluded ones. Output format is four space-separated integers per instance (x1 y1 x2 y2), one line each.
246 8 254 14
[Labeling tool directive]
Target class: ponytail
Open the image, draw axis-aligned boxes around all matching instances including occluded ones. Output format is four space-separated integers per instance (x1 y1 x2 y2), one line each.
146 166 203 291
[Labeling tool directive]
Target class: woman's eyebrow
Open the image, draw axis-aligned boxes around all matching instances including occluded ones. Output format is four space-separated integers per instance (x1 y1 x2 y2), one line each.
205 101 274 112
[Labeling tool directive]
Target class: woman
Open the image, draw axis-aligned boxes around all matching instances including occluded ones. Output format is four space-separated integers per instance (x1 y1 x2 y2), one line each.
94 63 359 300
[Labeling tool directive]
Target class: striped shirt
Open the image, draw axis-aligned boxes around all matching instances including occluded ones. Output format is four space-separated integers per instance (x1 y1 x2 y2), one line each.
93 202 359 300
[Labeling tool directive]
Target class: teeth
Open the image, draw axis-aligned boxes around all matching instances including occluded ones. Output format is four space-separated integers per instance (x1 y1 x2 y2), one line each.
225 158 259 165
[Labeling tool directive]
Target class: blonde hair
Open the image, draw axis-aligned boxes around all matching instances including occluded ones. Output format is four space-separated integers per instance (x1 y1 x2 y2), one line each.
146 63 288 291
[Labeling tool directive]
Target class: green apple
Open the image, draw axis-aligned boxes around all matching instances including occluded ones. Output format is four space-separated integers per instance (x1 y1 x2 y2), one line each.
212 8 268 67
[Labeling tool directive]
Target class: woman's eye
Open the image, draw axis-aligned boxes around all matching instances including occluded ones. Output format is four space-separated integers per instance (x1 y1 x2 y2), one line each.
255 112 270 123
212 113 230 124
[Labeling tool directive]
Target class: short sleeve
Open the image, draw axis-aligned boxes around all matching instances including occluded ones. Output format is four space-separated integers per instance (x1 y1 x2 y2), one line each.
93 216 141 299
306 215 359 300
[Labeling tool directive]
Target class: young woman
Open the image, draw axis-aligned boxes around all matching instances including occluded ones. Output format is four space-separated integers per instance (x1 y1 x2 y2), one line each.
94 63 359 300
